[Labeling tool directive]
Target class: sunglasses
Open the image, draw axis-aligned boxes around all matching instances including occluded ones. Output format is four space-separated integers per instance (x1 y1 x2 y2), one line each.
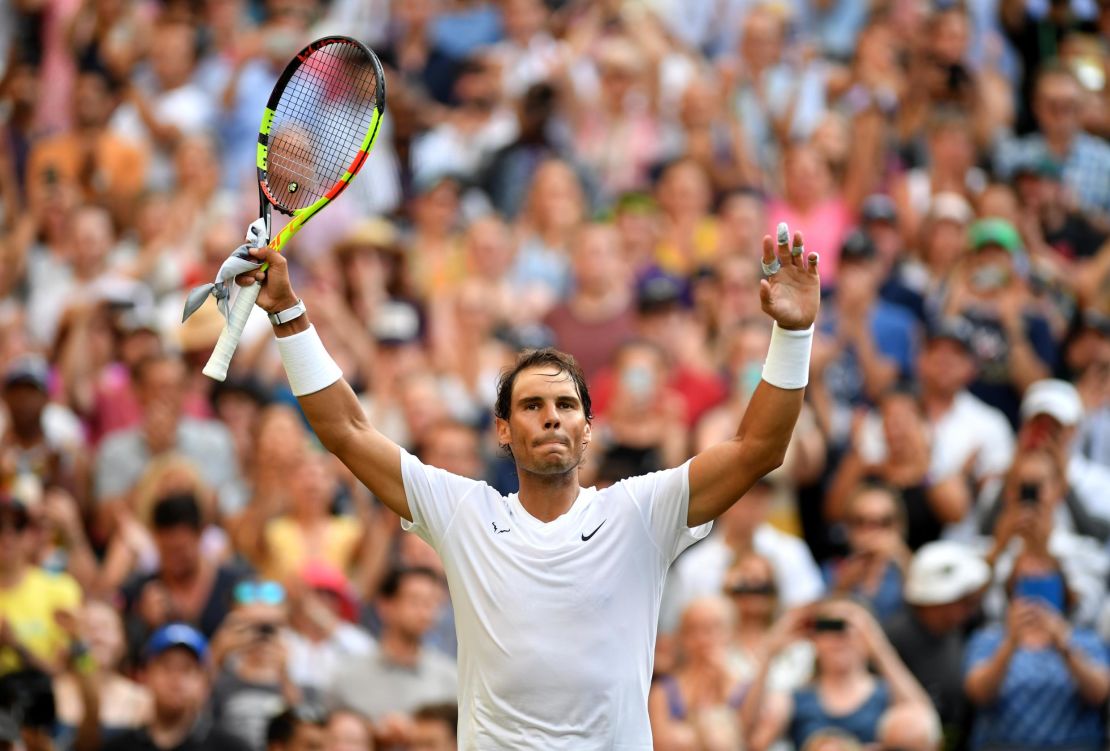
727 581 776 596
849 515 896 530
234 580 286 606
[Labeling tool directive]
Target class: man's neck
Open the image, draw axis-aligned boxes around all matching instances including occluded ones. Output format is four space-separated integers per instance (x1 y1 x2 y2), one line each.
149 707 198 748
380 629 422 667
921 388 957 421
1044 132 1073 157
517 469 581 523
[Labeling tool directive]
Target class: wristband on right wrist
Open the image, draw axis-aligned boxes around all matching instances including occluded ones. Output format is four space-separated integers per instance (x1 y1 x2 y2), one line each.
761 322 814 390
276 324 343 396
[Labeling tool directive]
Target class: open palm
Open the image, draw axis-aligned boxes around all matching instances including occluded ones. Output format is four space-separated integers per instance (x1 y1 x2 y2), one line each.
760 228 821 330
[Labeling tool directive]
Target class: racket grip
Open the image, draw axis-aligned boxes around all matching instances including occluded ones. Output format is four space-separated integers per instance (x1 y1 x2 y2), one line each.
202 283 262 381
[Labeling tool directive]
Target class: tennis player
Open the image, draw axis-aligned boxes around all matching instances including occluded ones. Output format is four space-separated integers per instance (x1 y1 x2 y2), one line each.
242 226 819 748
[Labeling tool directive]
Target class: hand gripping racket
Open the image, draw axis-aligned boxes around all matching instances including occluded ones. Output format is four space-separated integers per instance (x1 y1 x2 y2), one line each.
202 36 386 381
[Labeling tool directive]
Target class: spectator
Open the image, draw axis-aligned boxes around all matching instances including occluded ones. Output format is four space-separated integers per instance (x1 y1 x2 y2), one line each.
103 623 250 751
827 384 973 550
964 560 1109 751
1013 378 1110 525
53 600 152 745
265 706 328 751
0 493 81 676
942 218 1058 426
981 446 1108 628
327 568 456 743
411 703 458 751
665 478 824 633
324 709 373 751
209 580 298 750
811 230 918 446
741 599 938 751
821 482 910 620
721 551 814 690
995 63 1110 221
25 64 148 226
648 597 744 750
120 493 245 653
542 223 636 380
284 563 376 703
94 352 242 515
884 541 991 748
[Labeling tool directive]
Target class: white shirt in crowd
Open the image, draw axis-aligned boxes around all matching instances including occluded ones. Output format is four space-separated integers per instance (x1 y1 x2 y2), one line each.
400 449 710 750
660 524 825 634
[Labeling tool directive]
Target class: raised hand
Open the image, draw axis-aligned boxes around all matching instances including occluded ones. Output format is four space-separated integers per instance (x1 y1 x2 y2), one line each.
759 224 820 331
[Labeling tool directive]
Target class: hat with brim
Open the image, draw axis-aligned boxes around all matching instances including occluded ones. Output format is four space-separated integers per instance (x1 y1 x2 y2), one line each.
334 218 402 256
969 218 1022 254
1020 378 1083 426
143 623 208 663
904 541 991 606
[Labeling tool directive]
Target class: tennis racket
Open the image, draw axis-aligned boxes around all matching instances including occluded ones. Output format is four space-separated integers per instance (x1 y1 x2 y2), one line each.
202 35 386 381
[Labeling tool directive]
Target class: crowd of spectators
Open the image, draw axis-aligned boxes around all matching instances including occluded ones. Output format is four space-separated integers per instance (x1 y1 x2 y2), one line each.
1 0 1110 749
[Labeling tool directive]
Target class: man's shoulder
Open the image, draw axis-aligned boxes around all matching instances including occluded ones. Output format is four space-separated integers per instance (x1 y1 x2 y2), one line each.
1075 132 1110 160
96 427 144 457
100 728 151 751
200 726 254 751
951 391 1011 428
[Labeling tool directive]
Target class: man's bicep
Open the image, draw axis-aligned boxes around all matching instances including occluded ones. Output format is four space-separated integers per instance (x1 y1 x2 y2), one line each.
688 439 766 526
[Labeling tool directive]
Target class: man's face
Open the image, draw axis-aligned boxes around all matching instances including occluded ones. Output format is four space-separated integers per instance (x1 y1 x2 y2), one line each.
918 339 974 396
137 359 186 412
2 383 47 435
0 508 30 572
496 367 591 477
153 525 200 579
409 719 456 751
144 648 207 715
967 246 1015 298
283 723 327 751
73 73 114 128
383 575 443 641
1034 73 1082 141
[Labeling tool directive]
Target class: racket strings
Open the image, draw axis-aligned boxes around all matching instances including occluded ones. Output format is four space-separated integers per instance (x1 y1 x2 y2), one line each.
266 41 380 212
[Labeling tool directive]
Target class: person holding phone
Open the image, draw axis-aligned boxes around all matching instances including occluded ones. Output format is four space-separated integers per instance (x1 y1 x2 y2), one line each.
740 599 938 751
963 558 1110 751
983 447 1108 627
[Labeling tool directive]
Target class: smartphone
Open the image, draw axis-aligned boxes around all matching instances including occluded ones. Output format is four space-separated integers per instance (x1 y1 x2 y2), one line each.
811 616 847 633
1013 573 1065 613
1019 482 1040 506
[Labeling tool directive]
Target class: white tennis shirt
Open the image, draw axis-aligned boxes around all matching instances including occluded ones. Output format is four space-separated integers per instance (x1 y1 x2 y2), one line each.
399 449 711 749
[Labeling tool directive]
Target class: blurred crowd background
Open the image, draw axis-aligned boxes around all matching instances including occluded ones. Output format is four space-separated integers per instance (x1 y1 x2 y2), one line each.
2 0 1110 749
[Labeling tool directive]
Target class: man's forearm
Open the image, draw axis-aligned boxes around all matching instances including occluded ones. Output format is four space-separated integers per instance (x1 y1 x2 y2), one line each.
965 639 1016 704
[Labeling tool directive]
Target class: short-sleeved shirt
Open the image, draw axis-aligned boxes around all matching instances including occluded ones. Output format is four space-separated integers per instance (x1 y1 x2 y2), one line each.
0 567 82 673
964 625 1109 750
399 450 711 749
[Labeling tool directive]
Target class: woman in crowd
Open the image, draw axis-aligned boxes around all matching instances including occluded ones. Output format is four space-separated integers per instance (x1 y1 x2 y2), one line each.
649 596 745 751
742 599 938 751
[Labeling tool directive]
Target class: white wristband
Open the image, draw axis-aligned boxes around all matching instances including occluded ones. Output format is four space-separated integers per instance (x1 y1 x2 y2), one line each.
761 322 814 390
276 325 344 397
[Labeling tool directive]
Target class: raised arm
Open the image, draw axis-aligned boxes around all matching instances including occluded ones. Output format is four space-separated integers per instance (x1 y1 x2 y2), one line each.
688 227 820 526
239 245 411 521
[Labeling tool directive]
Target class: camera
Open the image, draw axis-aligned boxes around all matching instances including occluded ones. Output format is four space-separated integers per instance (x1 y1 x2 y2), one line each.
1019 482 1040 506
810 616 847 633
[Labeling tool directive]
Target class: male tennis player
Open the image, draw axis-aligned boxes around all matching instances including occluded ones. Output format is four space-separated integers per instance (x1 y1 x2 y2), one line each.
241 225 819 748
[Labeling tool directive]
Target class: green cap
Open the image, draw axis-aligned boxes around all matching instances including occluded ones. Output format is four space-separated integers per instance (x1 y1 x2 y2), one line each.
969 218 1022 254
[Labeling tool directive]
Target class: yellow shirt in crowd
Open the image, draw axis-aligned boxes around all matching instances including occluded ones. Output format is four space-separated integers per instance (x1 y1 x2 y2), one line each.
0 567 82 674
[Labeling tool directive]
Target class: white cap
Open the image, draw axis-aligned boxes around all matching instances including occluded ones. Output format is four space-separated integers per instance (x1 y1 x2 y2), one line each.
904 541 990 606
1020 378 1084 426
928 192 973 225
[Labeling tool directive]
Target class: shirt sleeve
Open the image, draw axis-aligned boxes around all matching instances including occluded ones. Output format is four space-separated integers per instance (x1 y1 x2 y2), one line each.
963 626 1003 674
399 448 485 550
612 460 711 564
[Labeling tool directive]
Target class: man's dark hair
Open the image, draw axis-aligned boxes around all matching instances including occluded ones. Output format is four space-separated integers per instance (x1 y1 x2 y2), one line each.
150 493 202 532
265 705 326 746
378 566 442 601
493 348 592 423
132 352 184 388
413 702 458 738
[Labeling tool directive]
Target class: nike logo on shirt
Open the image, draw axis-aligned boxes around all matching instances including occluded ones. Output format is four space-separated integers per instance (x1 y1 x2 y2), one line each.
581 520 605 541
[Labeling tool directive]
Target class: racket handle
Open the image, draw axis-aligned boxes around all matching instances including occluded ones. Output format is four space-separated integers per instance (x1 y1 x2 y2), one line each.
202 283 262 381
